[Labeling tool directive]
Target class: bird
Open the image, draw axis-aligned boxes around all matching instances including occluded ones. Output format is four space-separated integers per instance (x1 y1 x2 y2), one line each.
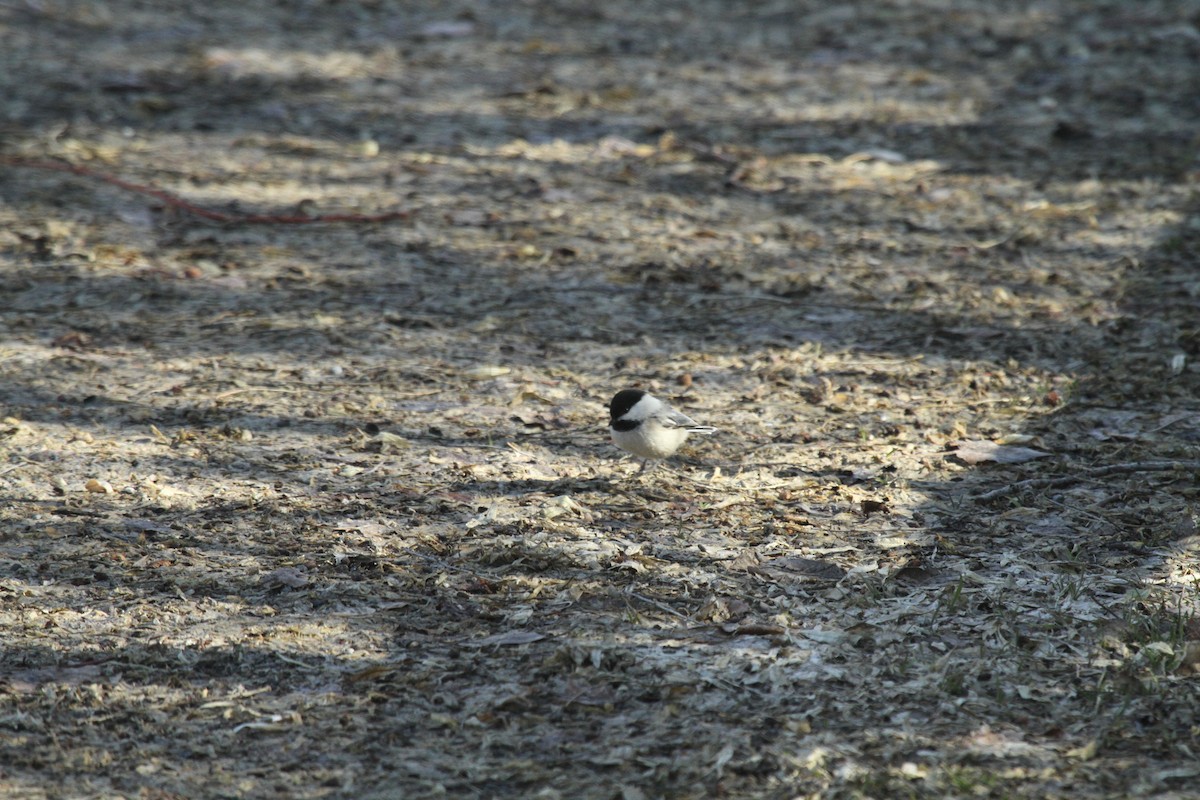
608 389 716 473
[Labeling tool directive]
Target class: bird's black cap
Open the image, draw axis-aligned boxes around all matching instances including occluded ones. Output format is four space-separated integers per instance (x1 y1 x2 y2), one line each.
609 389 647 423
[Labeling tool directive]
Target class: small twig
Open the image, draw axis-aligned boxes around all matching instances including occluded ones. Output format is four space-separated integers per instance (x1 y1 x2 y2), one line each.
210 386 304 401
975 460 1200 502
1 156 411 225
625 590 688 619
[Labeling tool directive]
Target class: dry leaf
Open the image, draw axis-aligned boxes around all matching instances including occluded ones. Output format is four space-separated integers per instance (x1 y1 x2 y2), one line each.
260 567 310 589
949 440 1050 464
697 596 749 623
376 431 409 452
1066 739 1099 761
473 630 546 647
463 366 511 380
721 622 785 637
763 557 848 581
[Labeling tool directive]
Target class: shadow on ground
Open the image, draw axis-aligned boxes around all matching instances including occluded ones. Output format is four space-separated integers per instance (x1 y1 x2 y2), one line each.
2 1 1199 797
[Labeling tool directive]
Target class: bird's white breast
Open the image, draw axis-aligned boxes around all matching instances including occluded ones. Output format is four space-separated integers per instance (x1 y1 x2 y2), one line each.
611 419 690 459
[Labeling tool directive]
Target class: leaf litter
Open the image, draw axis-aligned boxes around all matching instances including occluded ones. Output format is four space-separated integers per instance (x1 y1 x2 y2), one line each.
1 1 1200 798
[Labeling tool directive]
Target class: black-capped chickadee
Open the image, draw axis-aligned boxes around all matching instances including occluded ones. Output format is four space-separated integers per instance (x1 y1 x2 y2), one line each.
608 389 716 473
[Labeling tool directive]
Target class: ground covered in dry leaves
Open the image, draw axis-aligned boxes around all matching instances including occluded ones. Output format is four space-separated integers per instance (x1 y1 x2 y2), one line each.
2 1 1199 798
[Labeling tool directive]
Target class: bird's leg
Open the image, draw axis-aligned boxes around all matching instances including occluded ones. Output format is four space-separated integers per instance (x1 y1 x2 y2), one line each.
636 459 659 477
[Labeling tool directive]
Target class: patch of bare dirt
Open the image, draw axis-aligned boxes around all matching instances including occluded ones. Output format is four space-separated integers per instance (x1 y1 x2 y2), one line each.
2 1 1199 798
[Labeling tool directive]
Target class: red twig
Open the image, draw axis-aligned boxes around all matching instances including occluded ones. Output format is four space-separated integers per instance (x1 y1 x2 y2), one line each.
0 156 411 225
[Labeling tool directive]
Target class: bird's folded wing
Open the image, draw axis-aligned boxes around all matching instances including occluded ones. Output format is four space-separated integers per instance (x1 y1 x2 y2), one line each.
661 410 717 434
661 409 701 428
